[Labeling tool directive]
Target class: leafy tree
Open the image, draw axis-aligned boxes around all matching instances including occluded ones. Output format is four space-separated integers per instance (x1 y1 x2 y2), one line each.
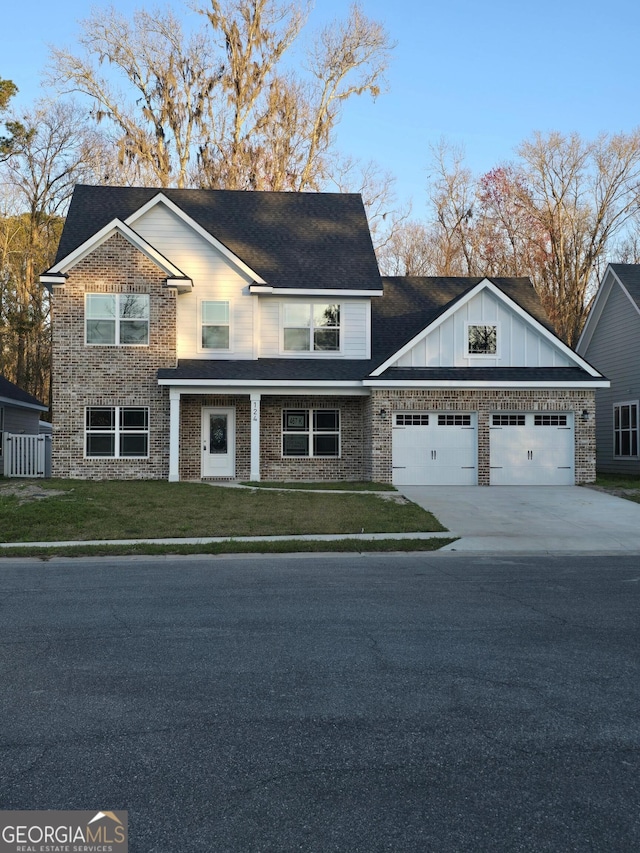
0 78 28 161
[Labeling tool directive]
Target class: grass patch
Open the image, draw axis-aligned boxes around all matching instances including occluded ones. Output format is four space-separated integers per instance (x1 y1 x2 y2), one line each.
240 481 396 491
591 472 640 504
594 472 640 489
0 479 445 543
0 537 457 559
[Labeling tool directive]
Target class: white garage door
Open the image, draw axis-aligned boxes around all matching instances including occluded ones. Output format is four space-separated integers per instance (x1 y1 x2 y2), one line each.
489 413 574 485
392 412 477 485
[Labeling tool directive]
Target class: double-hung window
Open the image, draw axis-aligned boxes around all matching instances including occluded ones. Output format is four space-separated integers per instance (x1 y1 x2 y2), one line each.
201 300 230 350
282 409 340 457
283 304 340 352
85 407 149 458
614 402 639 457
86 293 149 345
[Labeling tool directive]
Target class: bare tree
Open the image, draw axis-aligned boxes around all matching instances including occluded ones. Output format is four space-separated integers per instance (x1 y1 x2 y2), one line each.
196 0 310 189
376 220 439 276
50 1 394 192
0 100 106 400
51 7 220 188
517 130 640 345
296 3 393 190
426 139 478 275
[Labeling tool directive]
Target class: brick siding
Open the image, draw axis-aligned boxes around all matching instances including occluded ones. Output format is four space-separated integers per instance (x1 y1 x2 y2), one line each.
365 388 596 485
51 233 175 479
51 233 595 485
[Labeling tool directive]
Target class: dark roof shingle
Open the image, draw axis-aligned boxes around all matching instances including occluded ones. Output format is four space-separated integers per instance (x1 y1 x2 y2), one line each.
56 184 382 292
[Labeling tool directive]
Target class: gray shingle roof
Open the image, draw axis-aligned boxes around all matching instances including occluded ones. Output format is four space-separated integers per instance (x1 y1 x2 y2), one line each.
372 367 598 382
56 184 382 292
371 276 554 365
0 375 47 409
609 264 640 309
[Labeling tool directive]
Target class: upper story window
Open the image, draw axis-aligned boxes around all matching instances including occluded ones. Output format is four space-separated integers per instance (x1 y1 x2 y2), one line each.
86 293 149 346
201 300 230 350
614 402 639 457
283 303 340 352
467 323 497 356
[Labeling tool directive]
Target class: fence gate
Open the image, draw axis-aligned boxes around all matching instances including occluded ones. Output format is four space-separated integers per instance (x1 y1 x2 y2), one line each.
3 433 46 478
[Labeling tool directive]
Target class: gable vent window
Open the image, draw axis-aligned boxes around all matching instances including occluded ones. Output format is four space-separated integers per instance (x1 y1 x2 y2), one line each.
86 293 149 346
438 414 472 426
283 304 340 352
534 414 568 427
493 415 526 426
467 323 497 356
396 414 430 426
614 403 639 457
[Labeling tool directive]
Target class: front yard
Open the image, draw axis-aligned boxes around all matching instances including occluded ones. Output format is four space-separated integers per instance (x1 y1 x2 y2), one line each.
589 473 640 504
0 479 449 555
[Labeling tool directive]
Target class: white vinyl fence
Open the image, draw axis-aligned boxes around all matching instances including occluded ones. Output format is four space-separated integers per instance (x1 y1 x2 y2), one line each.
2 433 49 478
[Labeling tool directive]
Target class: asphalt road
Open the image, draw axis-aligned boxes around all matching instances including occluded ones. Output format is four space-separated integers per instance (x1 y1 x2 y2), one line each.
1 553 639 852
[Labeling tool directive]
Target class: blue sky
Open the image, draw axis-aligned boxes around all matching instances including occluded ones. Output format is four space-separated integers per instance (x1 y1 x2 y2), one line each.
4 0 640 217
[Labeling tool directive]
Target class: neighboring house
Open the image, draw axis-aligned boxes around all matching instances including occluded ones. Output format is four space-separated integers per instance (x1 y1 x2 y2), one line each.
577 263 640 474
0 374 48 470
40 184 606 486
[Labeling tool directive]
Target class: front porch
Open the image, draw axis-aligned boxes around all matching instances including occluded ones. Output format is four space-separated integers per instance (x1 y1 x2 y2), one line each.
167 388 370 483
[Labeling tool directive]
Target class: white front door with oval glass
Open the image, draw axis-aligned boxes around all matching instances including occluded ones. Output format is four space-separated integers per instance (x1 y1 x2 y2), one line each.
201 407 235 478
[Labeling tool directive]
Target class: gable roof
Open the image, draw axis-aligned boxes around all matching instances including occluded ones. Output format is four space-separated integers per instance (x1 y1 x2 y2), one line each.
55 184 382 293
608 263 640 311
578 263 640 353
0 375 47 411
371 276 554 366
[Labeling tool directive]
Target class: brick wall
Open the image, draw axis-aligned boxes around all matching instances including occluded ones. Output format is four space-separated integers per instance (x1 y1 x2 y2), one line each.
365 388 596 485
51 233 176 479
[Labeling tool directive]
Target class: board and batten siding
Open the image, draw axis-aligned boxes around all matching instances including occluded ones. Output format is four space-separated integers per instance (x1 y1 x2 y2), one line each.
580 275 640 474
396 289 573 368
258 298 370 358
132 203 255 359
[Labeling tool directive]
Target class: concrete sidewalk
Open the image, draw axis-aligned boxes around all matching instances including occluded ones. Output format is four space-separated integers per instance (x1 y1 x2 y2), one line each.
398 485 640 552
0 531 454 550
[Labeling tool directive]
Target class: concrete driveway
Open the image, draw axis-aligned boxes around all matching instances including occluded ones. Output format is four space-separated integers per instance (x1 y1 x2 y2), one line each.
398 485 640 552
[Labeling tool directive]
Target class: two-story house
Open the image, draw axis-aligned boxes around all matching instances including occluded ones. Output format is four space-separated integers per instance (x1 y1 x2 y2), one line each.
41 185 606 486
577 263 640 474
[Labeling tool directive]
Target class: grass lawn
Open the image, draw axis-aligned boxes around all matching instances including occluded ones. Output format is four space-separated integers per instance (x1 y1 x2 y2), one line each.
592 472 640 504
0 479 446 545
240 481 396 491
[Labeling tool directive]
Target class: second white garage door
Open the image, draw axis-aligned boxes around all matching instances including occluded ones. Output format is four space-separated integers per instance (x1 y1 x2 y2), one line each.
489 413 574 485
392 412 477 485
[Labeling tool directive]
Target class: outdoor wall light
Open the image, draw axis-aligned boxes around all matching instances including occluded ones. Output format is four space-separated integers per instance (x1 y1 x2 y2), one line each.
581 409 590 421
379 408 388 419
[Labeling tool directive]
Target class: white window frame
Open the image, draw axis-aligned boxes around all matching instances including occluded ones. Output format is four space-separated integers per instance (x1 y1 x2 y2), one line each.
282 409 341 458
198 299 232 352
280 302 342 355
465 322 499 358
85 293 150 346
613 401 639 458
85 406 150 459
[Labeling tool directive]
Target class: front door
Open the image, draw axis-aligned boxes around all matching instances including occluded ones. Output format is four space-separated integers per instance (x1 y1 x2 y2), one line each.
201 407 235 478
